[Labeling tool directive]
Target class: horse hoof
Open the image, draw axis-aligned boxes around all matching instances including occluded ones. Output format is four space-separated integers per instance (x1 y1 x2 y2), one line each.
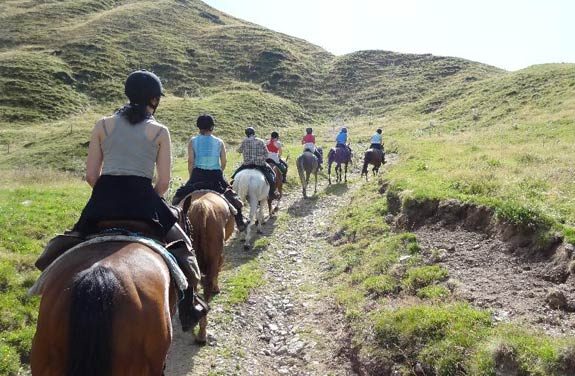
195 337 208 346
243 244 251 251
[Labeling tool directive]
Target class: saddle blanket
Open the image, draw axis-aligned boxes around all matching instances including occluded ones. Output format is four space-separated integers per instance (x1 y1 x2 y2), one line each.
180 189 238 215
29 235 189 295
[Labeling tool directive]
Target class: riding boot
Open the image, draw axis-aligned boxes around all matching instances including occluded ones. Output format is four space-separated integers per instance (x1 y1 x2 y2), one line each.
223 189 248 232
166 225 207 332
35 231 85 271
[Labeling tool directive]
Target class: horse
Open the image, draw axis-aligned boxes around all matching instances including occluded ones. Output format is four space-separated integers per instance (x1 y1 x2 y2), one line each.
267 164 283 214
361 148 385 180
232 169 269 249
327 144 353 184
296 148 322 198
183 191 235 344
31 242 179 375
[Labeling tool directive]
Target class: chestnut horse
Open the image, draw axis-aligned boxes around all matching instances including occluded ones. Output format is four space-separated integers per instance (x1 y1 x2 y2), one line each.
267 164 283 214
184 191 235 344
361 148 385 180
31 242 178 376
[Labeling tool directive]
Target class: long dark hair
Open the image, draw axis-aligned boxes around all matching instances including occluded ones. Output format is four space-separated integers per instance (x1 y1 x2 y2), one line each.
116 102 151 124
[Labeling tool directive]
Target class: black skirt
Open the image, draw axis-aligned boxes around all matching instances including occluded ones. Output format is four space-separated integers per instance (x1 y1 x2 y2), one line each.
73 175 177 236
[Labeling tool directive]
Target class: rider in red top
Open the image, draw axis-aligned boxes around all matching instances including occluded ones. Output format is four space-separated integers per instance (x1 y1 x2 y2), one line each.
266 131 288 183
301 127 322 167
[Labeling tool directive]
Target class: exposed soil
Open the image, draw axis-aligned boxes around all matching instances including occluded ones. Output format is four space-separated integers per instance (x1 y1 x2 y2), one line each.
165 179 361 375
416 224 575 336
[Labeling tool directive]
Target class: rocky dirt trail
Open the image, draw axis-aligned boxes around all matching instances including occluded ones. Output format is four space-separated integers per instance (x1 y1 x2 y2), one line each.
165 178 361 376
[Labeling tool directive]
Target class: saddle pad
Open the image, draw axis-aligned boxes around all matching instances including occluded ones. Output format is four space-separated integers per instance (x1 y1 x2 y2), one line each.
29 235 188 296
179 190 237 215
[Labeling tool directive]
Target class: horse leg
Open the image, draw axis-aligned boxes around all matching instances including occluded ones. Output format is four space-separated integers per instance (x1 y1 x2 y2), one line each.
344 163 348 182
314 170 318 194
257 200 265 234
328 162 332 185
244 197 258 249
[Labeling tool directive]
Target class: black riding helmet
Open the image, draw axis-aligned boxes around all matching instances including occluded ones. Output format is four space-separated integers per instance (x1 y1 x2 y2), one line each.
124 70 164 104
306 127 313 134
271 131 279 139
376 128 382 134
245 127 255 137
197 114 215 130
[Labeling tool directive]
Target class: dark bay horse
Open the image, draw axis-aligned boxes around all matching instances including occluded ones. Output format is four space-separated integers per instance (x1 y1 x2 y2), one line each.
328 145 353 184
296 149 321 198
361 148 385 180
268 164 283 214
31 242 178 376
184 191 235 344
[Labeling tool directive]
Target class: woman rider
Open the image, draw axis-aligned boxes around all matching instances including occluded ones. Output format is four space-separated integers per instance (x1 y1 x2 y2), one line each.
301 127 322 166
370 128 383 150
172 114 248 231
266 131 288 183
35 70 203 331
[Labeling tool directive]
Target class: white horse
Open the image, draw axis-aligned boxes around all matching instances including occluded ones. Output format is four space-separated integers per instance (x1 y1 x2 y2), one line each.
232 169 269 249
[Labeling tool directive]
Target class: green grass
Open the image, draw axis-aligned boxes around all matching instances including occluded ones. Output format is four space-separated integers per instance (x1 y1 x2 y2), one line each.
330 182 575 374
216 259 264 306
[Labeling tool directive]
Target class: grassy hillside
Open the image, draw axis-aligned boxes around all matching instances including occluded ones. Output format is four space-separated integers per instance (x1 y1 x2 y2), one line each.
1 0 574 374
0 0 504 124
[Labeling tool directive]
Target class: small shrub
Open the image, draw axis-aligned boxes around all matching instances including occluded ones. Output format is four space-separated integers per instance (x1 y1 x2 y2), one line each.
362 275 398 296
417 285 450 300
402 265 448 292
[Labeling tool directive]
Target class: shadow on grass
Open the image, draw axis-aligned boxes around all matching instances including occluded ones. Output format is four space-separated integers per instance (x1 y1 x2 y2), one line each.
324 182 349 196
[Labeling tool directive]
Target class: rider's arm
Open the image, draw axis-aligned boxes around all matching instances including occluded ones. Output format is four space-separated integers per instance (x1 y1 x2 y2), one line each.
277 141 283 158
154 128 172 197
220 141 227 171
187 140 195 177
86 119 105 187
237 139 244 154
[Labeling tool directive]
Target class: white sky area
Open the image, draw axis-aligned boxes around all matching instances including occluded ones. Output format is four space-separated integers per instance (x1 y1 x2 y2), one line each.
203 0 575 71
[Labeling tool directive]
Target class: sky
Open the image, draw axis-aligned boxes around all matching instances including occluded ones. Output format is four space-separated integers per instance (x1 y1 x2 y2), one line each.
203 0 575 71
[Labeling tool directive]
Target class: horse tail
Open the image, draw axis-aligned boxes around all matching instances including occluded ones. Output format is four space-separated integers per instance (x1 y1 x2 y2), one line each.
297 156 306 184
67 265 120 376
361 151 369 175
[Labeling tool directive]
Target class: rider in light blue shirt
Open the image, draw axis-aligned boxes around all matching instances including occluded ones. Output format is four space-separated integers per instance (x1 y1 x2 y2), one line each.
370 129 383 150
335 127 348 147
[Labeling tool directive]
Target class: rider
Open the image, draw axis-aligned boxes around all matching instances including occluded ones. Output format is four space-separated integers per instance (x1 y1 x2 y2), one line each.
266 131 288 183
370 128 383 150
172 115 248 232
35 70 203 331
335 127 349 148
302 127 323 166
233 127 279 199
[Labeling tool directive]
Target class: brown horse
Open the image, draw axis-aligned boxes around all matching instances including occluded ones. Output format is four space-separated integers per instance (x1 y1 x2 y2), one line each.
361 148 385 180
184 191 235 344
31 242 178 376
268 164 283 214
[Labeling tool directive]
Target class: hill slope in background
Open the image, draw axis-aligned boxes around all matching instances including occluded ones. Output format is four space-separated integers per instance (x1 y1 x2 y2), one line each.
0 0 504 124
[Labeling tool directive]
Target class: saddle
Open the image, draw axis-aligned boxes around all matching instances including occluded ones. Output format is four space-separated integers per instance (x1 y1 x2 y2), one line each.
29 235 189 296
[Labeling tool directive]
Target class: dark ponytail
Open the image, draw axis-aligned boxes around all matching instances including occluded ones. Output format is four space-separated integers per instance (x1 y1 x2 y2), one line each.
116 103 151 125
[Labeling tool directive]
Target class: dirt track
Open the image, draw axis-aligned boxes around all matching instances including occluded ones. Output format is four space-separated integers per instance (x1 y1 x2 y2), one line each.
166 178 360 375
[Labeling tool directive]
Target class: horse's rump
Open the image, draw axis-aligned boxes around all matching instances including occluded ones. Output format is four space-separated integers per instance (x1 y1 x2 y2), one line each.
31 242 175 376
186 192 234 273
329 145 352 164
